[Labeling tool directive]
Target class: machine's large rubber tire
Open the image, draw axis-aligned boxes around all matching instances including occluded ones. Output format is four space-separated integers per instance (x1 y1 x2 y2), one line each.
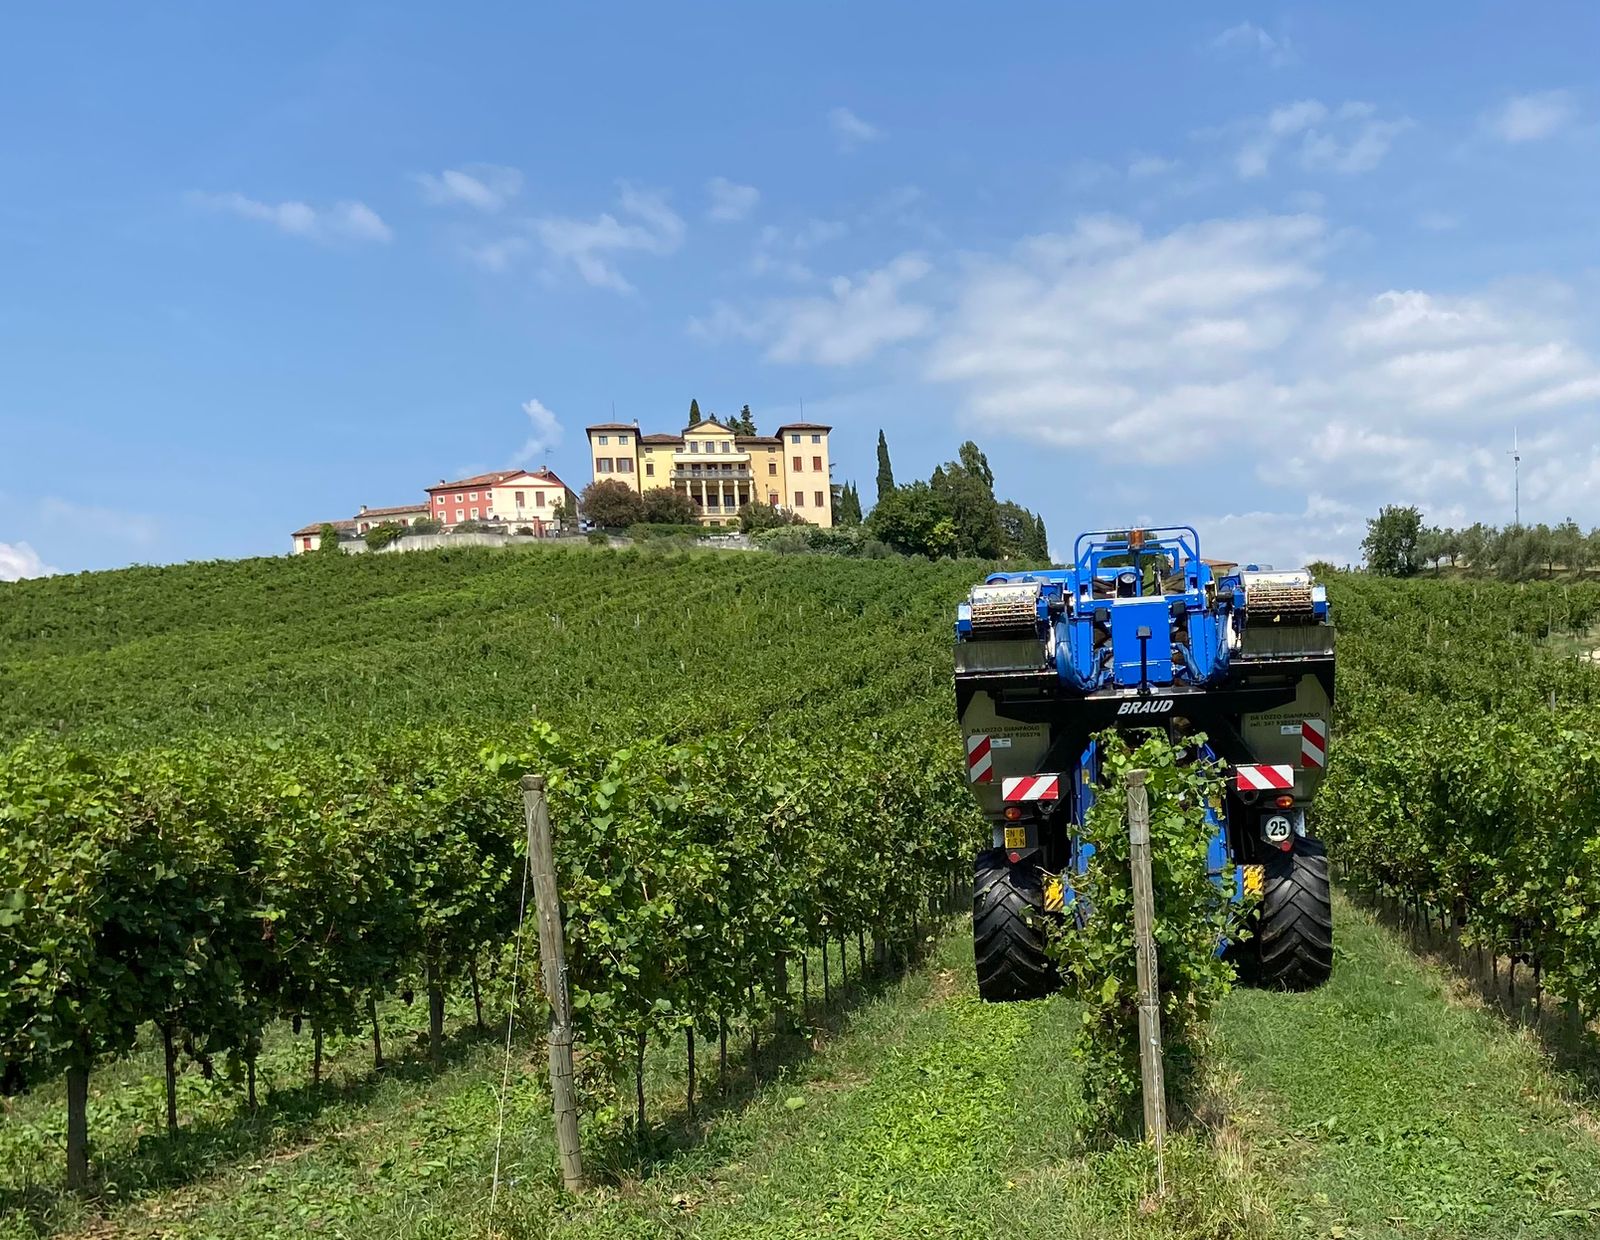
973 851 1059 1002
1256 836 1334 990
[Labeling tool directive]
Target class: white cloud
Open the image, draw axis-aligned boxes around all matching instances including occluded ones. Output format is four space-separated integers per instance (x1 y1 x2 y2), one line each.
706 177 760 222
516 398 562 463
1228 99 1410 179
1483 91 1577 143
1197 496 1365 571
1417 210 1459 232
691 253 933 366
1210 21 1294 67
829 106 884 150
1128 154 1179 179
40 498 161 546
532 183 684 292
465 236 532 272
927 211 1600 554
194 192 393 243
414 165 523 212
0 541 55 582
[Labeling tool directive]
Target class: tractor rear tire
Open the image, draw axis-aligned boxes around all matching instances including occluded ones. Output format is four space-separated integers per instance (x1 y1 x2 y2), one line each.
973 851 1059 1002
1256 836 1334 990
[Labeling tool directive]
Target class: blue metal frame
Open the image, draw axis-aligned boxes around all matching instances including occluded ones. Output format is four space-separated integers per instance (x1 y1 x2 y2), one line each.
1059 738 1239 939
979 527 1233 692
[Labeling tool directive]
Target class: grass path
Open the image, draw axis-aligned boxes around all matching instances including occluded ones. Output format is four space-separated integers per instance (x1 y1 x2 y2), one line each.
1217 895 1600 1238
11 893 1600 1239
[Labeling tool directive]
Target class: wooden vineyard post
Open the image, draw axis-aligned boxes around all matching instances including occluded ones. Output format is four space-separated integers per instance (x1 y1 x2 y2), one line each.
1126 768 1167 1190
521 774 584 1193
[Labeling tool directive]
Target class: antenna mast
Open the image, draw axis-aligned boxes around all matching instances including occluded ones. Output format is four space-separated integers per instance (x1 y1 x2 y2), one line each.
1507 429 1521 526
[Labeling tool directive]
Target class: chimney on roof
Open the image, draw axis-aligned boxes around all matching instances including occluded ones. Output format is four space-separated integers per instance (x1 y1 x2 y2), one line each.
358 504 367 514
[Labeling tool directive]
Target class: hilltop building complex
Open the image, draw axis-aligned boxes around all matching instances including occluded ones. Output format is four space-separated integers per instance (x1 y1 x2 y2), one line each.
586 418 833 527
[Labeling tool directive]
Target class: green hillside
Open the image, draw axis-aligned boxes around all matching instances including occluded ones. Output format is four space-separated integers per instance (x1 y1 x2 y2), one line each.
5 548 1600 1239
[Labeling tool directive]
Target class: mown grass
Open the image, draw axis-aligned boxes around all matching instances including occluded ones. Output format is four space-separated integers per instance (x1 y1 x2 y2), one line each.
7 894 1600 1239
1216 893 1600 1239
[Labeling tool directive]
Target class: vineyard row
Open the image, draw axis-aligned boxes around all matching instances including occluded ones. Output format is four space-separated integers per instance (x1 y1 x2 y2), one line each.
0 718 980 1188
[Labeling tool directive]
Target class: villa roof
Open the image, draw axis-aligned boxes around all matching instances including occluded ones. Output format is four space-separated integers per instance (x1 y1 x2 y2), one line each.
293 519 357 537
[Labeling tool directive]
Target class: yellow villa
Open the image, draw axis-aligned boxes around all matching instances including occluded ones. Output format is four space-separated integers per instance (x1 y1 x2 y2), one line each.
586 417 833 527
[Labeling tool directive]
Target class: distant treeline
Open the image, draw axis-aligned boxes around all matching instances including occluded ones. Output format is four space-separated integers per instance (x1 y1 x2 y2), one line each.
1357 505 1600 580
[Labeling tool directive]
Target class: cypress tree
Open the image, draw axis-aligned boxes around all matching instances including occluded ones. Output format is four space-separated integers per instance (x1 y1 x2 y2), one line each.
875 430 895 500
688 398 702 425
835 481 863 527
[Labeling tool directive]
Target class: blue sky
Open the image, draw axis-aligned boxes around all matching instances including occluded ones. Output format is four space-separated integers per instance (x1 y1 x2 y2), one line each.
3 3 1598 578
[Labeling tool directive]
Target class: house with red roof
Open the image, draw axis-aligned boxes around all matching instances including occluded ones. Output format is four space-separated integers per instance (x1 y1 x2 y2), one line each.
424 467 576 532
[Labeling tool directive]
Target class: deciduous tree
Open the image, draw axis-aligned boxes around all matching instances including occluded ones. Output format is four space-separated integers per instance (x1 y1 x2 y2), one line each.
641 487 699 525
580 479 646 529
1361 505 1423 577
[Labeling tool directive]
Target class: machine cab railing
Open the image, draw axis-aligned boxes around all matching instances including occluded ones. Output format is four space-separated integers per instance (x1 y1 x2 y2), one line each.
1069 526 1213 600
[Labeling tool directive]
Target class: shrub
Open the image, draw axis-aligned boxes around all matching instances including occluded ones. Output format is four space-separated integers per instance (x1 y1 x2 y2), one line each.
1051 730 1245 1138
759 527 812 555
752 525 869 557
364 522 404 551
739 501 803 534
627 523 713 542
515 525 535 536
409 517 442 535
586 530 610 547
316 524 343 556
453 520 486 534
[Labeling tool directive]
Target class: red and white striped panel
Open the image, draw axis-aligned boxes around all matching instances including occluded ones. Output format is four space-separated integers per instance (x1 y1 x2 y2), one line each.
1235 764 1295 792
1002 774 1061 803
1300 719 1328 768
966 733 993 784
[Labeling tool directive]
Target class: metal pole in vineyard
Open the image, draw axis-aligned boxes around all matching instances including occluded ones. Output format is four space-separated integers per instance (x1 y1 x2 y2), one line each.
1126 768 1168 1191
521 774 584 1192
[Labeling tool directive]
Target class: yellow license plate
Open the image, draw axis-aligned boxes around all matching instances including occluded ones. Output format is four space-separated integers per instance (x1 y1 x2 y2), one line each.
1004 826 1027 848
